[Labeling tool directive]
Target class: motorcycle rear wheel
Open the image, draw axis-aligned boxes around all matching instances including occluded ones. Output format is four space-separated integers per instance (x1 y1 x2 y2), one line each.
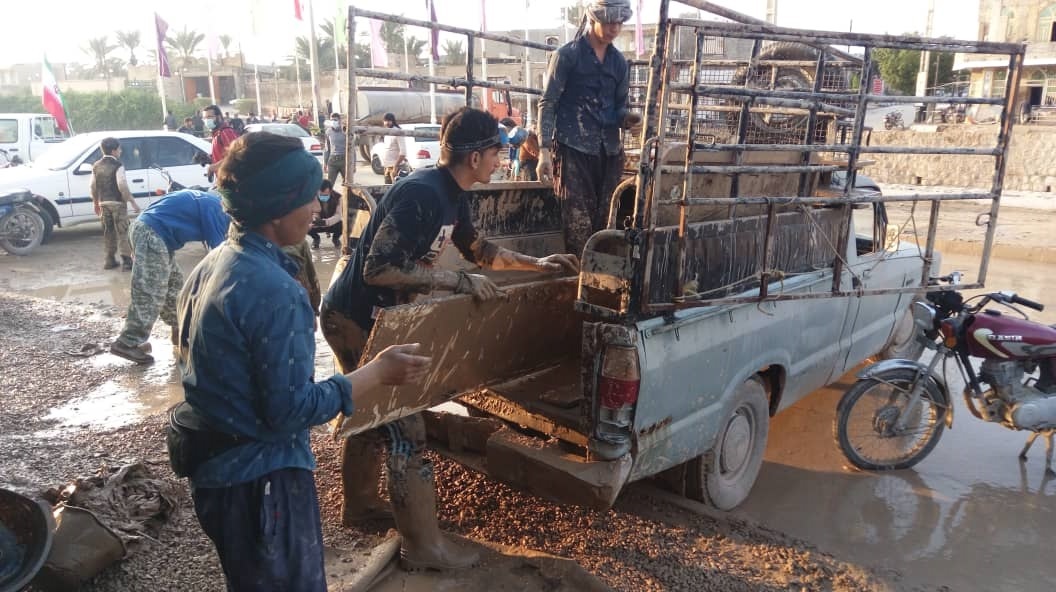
835 368 947 471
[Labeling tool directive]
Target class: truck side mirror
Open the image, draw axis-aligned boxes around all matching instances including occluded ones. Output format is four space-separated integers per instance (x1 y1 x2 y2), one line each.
73 162 93 176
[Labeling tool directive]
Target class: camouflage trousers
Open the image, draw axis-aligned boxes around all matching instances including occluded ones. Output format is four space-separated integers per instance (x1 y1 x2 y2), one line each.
552 144 625 257
99 201 131 260
116 220 183 347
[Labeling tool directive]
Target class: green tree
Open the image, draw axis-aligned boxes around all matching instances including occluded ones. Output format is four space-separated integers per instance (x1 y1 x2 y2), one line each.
352 42 371 68
165 27 205 69
83 36 116 77
319 18 349 68
218 34 233 59
872 40 955 95
442 39 465 66
116 30 141 67
294 36 338 69
379 21 406 55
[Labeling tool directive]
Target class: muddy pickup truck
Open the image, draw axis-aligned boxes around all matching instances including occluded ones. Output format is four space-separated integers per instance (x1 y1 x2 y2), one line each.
335 3 1021 511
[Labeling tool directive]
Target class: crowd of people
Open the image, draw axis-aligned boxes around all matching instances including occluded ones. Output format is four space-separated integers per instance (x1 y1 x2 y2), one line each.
90 1 638 588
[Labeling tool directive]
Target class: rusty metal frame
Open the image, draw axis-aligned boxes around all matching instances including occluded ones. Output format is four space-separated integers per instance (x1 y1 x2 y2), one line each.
343 4 558 187
631 9 1025 314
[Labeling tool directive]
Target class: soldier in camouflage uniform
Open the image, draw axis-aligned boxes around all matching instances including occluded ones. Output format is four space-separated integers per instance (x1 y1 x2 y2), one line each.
109 190 230 365
90 137 140 270
536 0 642 257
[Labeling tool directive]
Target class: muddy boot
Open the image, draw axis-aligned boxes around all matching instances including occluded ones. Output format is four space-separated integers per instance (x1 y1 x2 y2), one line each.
389 457 479 571
340 436 393 526
103 257 120 270
109 341 154 365
121 255 133 272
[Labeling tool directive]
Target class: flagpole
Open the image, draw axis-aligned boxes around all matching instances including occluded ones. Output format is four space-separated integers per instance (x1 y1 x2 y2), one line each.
307 0 324 127
254 63 263 117
428 0 436 124
481 0 488 112
333 1 342 115
524 0 531 127
206 52 217 102
295 53 304 108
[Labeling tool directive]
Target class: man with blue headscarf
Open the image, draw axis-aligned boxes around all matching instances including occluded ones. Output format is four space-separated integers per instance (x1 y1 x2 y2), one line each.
175 131 432 591
537 0 642 257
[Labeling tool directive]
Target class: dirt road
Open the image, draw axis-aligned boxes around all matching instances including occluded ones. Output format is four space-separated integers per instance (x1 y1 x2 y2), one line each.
5 190 1052 590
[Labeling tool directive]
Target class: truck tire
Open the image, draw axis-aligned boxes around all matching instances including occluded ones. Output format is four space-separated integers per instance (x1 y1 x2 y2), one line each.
686 377 770 510
371 155 384 175
0 205 45 256
730 42 818 138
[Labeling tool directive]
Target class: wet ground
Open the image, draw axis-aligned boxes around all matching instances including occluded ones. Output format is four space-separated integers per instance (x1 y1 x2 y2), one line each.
3 199 1054 590
738 251 1056 592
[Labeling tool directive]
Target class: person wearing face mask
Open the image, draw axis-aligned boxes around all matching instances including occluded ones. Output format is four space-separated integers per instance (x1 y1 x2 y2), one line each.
203 104 240 176
537 0 642 258
325 113 347 184
308 179 343 250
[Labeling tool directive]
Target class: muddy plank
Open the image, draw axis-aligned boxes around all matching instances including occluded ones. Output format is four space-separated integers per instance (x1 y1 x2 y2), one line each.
333 278 581 437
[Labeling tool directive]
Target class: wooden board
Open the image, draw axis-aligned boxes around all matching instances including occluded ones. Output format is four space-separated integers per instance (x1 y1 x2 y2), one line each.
333 278 581 437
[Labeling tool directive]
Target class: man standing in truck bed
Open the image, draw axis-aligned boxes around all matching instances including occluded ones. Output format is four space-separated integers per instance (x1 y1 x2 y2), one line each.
321 107 578 571
537 0 641 257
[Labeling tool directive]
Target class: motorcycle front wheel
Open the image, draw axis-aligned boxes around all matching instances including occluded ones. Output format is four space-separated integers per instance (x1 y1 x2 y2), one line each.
834 368 947 471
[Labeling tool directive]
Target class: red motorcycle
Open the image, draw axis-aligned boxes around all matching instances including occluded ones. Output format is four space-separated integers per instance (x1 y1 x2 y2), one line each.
835 273 1056 473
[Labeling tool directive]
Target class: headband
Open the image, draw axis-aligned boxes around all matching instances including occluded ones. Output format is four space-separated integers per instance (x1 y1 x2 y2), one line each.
219 149 321 228
441 133 502 153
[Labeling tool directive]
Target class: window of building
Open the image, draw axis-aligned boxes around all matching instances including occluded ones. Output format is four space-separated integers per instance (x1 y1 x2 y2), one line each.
990 69 1008 97
1039 4 1056 41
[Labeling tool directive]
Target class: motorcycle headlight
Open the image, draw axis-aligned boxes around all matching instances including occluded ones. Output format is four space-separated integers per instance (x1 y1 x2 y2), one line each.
911 301 937 332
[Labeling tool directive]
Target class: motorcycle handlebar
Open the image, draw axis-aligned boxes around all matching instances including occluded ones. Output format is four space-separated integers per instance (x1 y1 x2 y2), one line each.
1002 292 1045 312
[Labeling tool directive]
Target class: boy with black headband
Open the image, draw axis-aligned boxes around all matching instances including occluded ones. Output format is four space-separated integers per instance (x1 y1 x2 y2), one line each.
321 107 578 571
537 0 642 257
176 131 431 591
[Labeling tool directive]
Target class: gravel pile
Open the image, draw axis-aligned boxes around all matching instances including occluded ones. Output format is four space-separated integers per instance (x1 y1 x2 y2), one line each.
1 293 935 591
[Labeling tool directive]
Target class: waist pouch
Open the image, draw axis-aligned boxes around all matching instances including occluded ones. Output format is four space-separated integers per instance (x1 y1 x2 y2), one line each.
166 401 247 478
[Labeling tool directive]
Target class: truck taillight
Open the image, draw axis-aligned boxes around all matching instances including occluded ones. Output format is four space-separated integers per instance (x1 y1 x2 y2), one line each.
598 345 640 409
310 143 321 151
417 149 431 159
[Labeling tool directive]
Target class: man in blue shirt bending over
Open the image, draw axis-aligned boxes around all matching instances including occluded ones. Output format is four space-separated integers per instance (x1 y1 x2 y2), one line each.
109 189 230 364
176 131 431 591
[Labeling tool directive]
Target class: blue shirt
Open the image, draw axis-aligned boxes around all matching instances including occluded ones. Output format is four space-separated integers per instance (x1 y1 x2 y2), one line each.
178 230 354 488
538 36 630 156
138 190 230 252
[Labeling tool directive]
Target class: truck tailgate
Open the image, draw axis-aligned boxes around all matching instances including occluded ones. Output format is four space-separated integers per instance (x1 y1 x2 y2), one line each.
333 277 581 437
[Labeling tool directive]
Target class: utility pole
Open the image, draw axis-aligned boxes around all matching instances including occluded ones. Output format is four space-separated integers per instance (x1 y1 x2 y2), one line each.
916 0 936 99
765 0 777 24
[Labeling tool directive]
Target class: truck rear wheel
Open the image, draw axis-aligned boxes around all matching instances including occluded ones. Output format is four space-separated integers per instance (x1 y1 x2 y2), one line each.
686 377 770 510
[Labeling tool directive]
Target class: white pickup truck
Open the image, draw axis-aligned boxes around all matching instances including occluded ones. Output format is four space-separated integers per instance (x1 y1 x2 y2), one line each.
0 113 70 164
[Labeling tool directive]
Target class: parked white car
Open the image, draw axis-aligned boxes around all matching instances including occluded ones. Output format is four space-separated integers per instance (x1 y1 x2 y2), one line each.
369 123 441 175
244 123 323 159
0 130 213 233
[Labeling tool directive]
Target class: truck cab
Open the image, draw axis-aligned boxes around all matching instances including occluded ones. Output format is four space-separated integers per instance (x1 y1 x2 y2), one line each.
0 114 70 164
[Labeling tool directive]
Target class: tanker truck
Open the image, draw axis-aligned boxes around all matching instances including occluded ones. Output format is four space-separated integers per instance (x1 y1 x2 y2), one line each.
351 85 521 161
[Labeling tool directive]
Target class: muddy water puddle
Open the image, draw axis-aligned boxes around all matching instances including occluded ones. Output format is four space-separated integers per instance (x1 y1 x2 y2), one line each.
738 252 1056 592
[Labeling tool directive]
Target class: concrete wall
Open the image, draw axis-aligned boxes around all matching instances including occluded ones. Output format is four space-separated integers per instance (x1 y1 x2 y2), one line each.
866 125 1056 192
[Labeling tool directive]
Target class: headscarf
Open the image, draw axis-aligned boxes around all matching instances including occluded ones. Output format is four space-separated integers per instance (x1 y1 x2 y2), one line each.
587 0 632 24
219 149 321 228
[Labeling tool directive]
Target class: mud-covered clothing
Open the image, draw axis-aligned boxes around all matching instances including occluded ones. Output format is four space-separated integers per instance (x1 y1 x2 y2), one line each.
90 155 131 204
323 166 483 332
554 143 625 256
116 219 184 347
178 230 354 489
282 238 321 314
210 123 240 166
138 190 229 252
192 468 326 592
538 35 630 156
100 201 131 260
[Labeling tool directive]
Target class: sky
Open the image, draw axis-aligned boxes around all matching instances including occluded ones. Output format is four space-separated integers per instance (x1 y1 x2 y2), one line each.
0 0 980 70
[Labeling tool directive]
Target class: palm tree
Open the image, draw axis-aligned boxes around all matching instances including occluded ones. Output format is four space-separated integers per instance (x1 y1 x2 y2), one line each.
218 34 233 59
165 26 205 69
116 30 141 67
318 19 348 68
442 40 465 66
294 36 338 70
83 36 116 77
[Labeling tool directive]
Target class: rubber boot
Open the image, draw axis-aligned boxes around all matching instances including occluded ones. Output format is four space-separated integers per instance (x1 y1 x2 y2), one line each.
121 255 133 272
389 457 479 571
340 436 393 526
103 257 120 270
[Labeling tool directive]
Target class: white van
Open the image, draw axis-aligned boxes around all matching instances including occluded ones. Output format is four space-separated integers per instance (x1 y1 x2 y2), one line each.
0 113 71 164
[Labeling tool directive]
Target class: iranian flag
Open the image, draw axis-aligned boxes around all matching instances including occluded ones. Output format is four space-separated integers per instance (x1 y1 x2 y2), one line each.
41 56 70 133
